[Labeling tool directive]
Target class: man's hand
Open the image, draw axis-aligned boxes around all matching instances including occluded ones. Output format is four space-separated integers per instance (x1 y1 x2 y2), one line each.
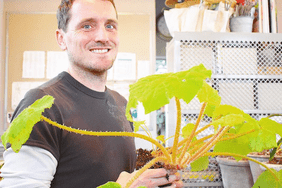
116 168 183 188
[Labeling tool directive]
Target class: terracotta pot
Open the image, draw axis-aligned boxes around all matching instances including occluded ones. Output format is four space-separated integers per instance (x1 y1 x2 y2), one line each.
217 157 253 188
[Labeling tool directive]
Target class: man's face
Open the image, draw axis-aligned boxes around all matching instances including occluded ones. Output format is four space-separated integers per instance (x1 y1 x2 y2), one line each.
62 0 119 74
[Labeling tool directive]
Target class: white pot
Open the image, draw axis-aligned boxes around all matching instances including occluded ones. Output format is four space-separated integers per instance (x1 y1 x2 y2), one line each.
260 162 282 172
230 16 254 33
217 157 253 188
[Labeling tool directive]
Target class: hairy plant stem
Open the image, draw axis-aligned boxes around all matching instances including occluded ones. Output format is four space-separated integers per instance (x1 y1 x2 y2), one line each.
125 156 167 188
194 123 212 135
171 134 213 157
182 126 230 167
177 102 207 165
219 129 256 142
204 152 279 181
171 97 182 164
140 124 155 150
41 115 171 161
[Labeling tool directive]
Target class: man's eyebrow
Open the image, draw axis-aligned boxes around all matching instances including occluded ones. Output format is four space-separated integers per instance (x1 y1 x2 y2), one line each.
78 18 118 25
106 18 118 26
78 18 96 25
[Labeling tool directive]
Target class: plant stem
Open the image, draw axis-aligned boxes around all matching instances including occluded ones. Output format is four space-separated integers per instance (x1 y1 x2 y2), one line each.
172 134 213 156
125 156 167 188
171 97 182 164
194 123 212 135
204 152 279 181
171 133 213 155
140 124 155 151
219 129 256 142
177 102 207 165
41 115 171 161
183 126 230 167
267 114 282 118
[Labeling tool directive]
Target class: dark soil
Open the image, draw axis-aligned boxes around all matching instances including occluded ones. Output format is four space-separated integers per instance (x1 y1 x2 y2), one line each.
135 148 172 188
269 157 282 165
250 149 282 164
135 148 165 170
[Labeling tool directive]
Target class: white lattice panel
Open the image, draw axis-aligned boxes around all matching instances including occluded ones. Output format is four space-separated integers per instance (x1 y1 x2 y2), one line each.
165 32 282 188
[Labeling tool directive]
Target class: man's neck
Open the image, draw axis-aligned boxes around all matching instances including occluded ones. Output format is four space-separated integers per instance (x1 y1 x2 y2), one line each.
67 67 107 92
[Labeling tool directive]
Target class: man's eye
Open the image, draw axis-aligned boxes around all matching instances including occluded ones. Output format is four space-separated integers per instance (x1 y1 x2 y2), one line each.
106 24 114 29
83 25 92 29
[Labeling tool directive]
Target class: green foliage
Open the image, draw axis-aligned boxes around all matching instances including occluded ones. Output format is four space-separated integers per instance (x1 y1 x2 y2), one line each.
253 170 282 188
249 129 277 152
190 156 209 172
1 64 282 188
1 95 54 153
97 182 147 188
156 135 165 144
125 64 212 120
182 123 196 139
210 114 245 130
270 138 282 161
97 182 122 188
214 139 252 160
197 82 221 117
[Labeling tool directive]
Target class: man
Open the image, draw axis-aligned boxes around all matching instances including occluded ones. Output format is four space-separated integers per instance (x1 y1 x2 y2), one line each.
0 0 183 187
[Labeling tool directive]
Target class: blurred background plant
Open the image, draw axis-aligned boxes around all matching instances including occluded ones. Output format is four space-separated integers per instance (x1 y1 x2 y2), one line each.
233 0 257 17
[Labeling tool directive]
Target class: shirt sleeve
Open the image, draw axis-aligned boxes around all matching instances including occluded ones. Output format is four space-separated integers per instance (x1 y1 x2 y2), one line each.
0 145 58 188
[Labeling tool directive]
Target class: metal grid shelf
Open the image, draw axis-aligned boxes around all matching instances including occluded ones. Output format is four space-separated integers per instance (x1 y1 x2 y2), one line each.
165 32 282 188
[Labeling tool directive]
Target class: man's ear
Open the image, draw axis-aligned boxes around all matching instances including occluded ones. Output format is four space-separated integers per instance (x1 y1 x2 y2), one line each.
56 29 67 51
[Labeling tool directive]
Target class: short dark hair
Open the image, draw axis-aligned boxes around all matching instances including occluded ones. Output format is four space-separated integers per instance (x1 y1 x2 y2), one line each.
57 0 117 32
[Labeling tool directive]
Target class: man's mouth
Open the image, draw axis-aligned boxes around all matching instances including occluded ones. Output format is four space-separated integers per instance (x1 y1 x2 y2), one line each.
90 49 110 53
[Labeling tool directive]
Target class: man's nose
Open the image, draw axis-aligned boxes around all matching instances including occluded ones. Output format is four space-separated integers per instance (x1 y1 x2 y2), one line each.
94 25 109 42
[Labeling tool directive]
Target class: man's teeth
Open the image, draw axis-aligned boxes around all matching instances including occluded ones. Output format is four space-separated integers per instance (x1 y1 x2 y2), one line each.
90 49 108 53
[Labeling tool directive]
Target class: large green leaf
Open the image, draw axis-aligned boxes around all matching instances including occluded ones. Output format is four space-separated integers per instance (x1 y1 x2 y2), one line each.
212 105 246 120
214 138 252 160
246 118 280 152
259 118 282 137
1 95 54 153
249 129 277 152
125 64 211 119
190 156 209 172
253 169 282 188
182 123 196 138
197 82 221 117
210 114 245 130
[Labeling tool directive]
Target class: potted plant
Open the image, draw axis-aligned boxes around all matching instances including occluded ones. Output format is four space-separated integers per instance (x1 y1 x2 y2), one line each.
1 64 282 188
252 138 282 181
260 152 282 173
218 114 282 187
248 124 282 183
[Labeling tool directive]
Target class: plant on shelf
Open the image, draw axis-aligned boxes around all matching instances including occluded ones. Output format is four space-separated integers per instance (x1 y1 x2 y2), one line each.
1 64 282 188
232 0 256 17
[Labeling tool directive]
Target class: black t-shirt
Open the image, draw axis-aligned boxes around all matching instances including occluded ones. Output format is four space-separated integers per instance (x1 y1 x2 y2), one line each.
11 72 136 188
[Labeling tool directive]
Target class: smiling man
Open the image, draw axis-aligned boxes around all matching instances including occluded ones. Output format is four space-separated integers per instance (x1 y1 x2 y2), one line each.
0 0 183 187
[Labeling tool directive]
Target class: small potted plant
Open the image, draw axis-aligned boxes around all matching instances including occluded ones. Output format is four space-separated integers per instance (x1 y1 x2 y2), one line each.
1 64 282 188
229 0 256 32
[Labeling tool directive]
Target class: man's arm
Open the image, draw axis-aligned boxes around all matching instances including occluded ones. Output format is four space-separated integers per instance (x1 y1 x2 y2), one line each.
0 145 57 188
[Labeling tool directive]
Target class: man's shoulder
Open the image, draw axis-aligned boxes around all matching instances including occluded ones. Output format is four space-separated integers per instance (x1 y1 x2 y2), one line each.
107 88 127 103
